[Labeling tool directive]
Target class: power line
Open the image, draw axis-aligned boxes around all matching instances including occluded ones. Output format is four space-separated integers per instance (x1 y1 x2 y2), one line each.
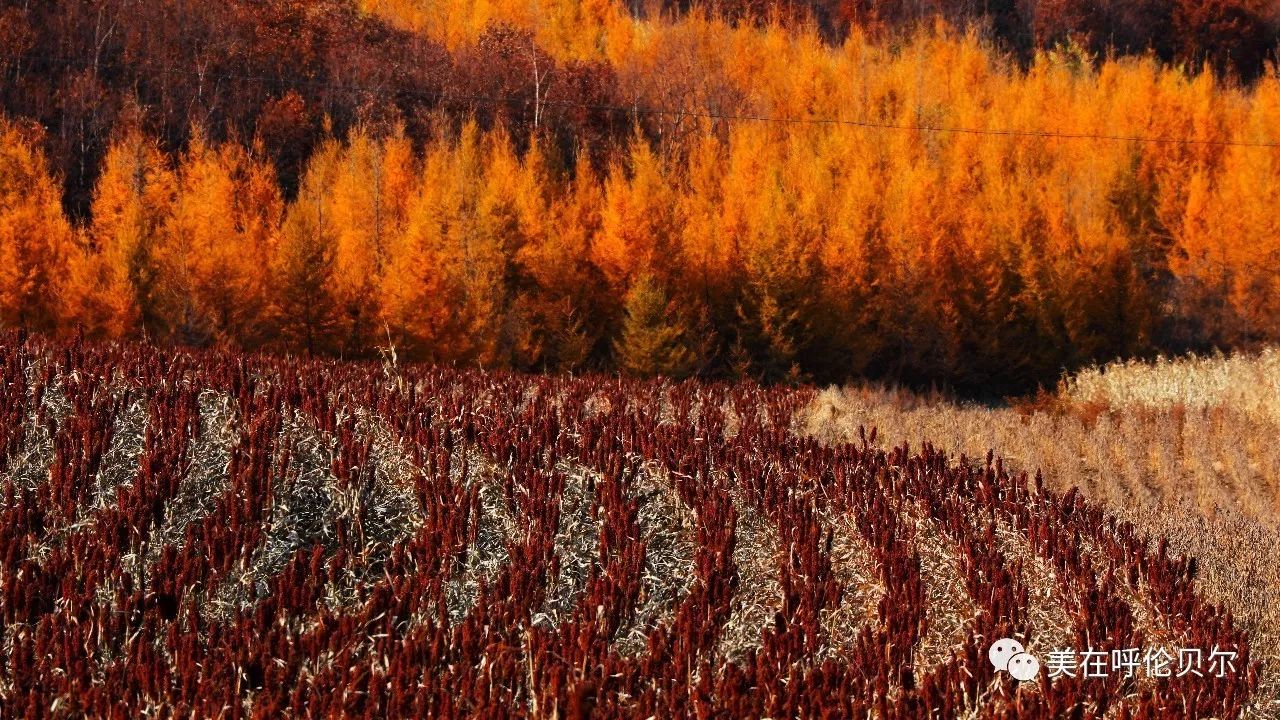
6 51 1280 150
7 54 1280 282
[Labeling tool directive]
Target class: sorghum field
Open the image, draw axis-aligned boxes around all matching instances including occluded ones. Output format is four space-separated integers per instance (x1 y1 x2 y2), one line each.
805 351 1280 717
0 332 1264 717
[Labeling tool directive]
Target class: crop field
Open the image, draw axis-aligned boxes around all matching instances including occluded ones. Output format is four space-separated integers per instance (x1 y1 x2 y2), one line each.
0 333 1263 717
804 376 1280 718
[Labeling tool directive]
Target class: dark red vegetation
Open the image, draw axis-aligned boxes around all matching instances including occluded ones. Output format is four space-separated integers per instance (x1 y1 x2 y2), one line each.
0 332 1261 717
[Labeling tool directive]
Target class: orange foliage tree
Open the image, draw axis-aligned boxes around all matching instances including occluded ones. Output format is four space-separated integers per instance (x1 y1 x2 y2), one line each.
0 119 71 333
157 131 280 346
70 130 176 340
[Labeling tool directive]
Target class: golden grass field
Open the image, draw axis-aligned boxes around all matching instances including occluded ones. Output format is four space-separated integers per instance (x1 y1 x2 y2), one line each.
800 350 1280 717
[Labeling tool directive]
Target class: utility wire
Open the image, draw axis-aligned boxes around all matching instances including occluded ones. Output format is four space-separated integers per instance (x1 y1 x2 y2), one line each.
6 52 1280 279
6 51 1280 149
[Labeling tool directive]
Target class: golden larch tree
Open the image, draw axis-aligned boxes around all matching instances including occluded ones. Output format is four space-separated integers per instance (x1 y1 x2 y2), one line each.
71 130 176 339
0 119 72 333
158 131 277 345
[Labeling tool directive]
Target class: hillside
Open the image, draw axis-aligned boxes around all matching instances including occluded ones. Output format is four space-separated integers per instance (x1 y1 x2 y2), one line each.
0 333 1263 716
2 3 1280 393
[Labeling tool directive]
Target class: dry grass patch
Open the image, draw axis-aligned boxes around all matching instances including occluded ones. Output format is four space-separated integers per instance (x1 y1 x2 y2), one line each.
798 349 1280 716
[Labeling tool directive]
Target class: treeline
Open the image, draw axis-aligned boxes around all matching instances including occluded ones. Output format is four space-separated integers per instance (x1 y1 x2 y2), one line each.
3 31 1279 393
832 0 1278 76
368 0 1279 79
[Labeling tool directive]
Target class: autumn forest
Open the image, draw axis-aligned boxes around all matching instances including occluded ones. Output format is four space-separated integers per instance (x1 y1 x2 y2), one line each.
2 0 1280 393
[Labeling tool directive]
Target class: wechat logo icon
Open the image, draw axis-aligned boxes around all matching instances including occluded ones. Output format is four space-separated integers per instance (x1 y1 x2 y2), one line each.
990 638 1041 682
